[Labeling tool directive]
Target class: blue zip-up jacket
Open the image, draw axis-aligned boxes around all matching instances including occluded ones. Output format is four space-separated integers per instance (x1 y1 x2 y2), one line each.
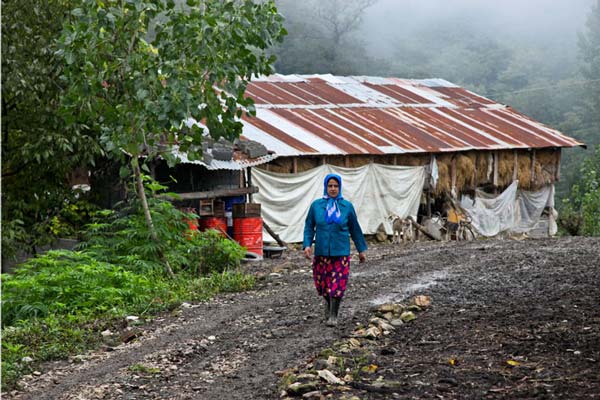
303 198 368 257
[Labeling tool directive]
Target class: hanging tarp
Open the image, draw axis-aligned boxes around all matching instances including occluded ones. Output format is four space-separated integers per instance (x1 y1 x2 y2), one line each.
252 164 426 243
460 181 555 237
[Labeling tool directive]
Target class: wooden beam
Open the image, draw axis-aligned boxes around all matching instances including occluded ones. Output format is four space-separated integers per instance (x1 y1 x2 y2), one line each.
165 186 259 200
292 158 298 174
530 149 537 184
263 221 287 247
555 150 561 181
493 151 499 187
345 155 350 167
451 156 457 197
513 150 518 182
474 152 479 188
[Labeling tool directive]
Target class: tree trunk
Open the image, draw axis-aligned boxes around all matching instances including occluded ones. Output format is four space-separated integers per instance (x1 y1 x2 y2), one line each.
131 157 175 278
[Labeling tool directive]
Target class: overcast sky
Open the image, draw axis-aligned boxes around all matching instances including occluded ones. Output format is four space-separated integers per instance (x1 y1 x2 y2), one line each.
361 0 596 56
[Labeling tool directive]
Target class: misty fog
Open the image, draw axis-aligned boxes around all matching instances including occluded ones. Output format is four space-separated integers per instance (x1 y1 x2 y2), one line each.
363 0 594 55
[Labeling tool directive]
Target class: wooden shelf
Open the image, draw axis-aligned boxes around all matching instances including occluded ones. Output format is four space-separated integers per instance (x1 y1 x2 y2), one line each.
167 186 259 200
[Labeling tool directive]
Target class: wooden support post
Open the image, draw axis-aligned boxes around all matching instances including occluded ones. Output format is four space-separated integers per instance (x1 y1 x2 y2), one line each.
263 221 287 247
513 150 518 182
493 151 499 188
555 150 561 181
451 156 457 197
292 158 298 174
474 152 479 188
247 167 253 203
393 154 398 165
530 149 537 185
345 155 350 167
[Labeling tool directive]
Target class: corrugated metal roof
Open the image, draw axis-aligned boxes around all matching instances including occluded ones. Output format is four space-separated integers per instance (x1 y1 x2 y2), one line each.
240 74 583 156
172 148 278 170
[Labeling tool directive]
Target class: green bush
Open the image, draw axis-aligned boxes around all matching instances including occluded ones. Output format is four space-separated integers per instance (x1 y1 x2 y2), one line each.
1 250 173 328
0 178 253 390
80 196 246 275
560 145 600 236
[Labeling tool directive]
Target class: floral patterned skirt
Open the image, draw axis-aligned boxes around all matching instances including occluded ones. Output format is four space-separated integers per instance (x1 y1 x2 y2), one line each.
312 256 350 298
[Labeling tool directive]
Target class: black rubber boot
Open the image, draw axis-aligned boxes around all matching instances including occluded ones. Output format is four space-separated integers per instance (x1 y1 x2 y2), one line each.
327 297 341 326
324 296 330 321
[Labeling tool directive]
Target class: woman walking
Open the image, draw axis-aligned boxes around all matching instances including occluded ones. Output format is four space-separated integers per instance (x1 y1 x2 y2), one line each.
303 173 367 326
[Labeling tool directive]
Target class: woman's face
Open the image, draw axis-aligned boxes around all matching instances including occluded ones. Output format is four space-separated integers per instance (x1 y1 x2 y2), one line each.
327 178 340 198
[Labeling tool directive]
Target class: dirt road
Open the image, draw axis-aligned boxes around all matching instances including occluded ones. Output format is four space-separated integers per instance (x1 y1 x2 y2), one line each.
6 237 600 399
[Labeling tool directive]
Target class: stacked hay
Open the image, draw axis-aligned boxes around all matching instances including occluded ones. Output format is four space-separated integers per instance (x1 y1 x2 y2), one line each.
535 149 558 189
497 150 515 187
396 154 429 166
517 151 533 189
433 153 452 195
475 152 491 185
455 153 476 190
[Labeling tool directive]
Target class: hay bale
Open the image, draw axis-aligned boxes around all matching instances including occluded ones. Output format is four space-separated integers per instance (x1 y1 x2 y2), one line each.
475 152 490 185
456 153 475 190
497 151 514 187
531 161 545 189
517 153 532 189
434 155 451 195
397 154 428 166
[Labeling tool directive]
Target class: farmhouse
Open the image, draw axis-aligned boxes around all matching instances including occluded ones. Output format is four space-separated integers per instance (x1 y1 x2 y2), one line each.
234 74 584 242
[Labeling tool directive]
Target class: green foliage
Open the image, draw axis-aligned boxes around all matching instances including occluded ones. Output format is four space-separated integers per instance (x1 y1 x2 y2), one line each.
560 145 600 236
81 184 246 275
1 250 172 327
1 178 252 389
58 0 286 166
1 0 102 261
188 229 248 275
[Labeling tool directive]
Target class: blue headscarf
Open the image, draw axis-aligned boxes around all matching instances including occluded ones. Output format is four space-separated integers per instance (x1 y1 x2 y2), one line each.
323 174 343 224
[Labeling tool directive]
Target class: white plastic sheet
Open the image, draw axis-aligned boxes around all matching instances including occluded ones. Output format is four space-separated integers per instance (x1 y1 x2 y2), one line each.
252 164 426 243
460 181 555 237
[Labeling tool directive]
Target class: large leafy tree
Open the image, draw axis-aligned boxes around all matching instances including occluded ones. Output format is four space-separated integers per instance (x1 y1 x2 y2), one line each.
57 0 285 276
1 0 101 263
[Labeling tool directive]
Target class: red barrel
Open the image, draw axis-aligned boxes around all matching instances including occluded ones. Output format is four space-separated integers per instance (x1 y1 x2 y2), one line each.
233 217 263 256
199 217 227 236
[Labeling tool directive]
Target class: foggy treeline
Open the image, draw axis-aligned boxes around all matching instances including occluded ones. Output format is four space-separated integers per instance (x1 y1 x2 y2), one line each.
272 0 600 200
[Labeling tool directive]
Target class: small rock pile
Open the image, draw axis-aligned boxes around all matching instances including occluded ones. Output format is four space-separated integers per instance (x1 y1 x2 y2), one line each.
278 295 432 399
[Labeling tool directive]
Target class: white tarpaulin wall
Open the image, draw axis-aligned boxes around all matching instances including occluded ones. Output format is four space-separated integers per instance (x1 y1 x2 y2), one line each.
252 164 426 243
460 181 555 237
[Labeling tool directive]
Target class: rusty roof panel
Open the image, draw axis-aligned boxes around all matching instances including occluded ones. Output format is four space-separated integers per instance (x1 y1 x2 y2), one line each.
363 82 431 104
430 86 496 108
237 74 584 156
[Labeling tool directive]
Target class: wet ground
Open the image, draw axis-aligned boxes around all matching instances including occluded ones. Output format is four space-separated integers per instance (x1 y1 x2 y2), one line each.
5 237 600 399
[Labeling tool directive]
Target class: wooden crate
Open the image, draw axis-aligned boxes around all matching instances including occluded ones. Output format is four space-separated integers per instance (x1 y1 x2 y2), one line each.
199 199 225 217
232 203 261 218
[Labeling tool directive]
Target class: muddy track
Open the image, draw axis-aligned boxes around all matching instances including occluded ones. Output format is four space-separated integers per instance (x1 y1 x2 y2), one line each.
6 237 600 399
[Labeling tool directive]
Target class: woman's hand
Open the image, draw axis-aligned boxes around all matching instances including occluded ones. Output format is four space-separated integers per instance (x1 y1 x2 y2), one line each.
303 247 313 259
358 252 366 264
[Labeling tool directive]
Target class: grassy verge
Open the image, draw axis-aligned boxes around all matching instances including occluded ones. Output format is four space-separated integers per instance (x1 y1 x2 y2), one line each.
1 261 254 391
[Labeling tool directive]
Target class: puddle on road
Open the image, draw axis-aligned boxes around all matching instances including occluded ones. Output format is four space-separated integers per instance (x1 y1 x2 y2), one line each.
370 269 450 305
